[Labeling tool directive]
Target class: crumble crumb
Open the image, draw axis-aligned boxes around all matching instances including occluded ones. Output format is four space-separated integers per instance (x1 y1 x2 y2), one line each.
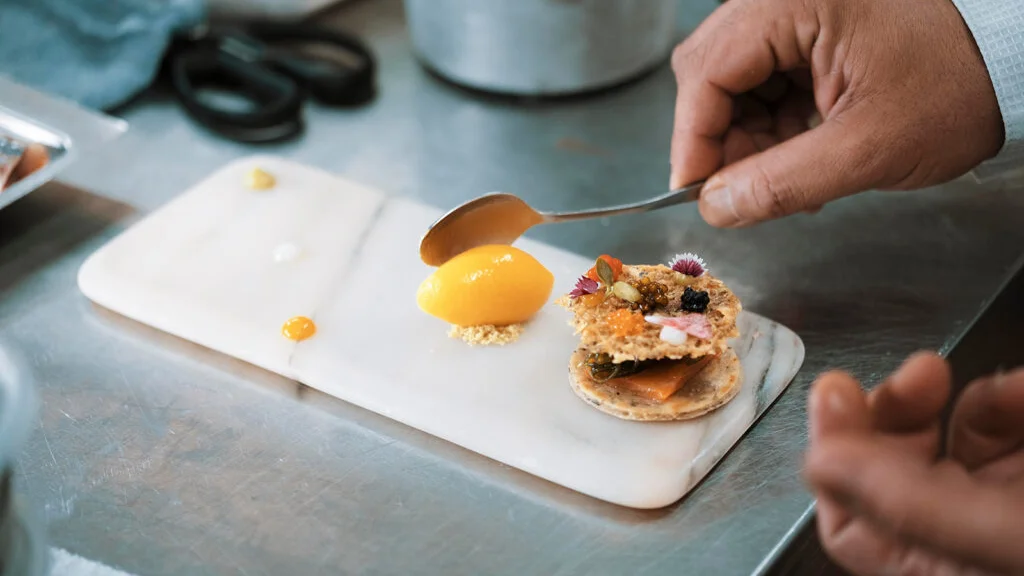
245 167 276 190
448 323 524 346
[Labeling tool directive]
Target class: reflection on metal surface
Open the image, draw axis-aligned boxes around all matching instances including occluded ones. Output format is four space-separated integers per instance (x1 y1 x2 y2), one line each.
0 341 46 576
2 0 1024 575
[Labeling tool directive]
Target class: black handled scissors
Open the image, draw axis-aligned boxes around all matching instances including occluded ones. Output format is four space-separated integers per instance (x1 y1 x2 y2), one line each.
164 21 376 144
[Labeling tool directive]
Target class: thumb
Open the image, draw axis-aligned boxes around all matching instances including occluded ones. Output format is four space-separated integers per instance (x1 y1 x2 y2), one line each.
698 113 883 228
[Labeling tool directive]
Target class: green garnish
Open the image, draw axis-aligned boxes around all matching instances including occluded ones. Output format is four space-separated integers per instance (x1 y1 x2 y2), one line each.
585 353 650 382
595 257 615 296
596 257 614 286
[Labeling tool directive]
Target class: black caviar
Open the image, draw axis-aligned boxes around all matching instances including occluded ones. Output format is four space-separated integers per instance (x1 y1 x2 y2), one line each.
681 287 710 313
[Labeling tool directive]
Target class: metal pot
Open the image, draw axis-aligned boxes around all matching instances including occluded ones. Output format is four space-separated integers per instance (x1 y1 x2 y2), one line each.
403 0 678 96
0 341 46 576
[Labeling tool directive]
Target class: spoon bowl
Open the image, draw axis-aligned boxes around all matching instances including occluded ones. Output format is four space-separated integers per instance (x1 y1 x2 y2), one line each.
419 180 705 266
419 194 545 267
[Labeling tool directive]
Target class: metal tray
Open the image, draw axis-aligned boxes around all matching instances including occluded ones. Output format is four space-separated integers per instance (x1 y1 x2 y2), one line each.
0 75 127 212
0 105 75 212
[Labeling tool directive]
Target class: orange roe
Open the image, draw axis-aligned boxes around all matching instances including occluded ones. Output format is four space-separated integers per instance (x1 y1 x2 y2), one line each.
608 308 645 337
579 291 606 309
586 255 623 283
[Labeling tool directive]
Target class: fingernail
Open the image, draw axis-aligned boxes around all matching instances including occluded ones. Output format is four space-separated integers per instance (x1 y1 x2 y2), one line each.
808 383 832 441
813 383 849 419
701 177 742 227
1005 365 1024 385
811 375 852 413
669 170 686 191
993 368 1006 389
827 388 848 414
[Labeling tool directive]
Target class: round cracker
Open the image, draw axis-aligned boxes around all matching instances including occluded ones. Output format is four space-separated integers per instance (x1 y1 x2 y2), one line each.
568 348 742 421
558 265 741 364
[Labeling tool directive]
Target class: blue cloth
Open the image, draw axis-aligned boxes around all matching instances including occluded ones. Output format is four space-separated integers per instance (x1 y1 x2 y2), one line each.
0 0 206 111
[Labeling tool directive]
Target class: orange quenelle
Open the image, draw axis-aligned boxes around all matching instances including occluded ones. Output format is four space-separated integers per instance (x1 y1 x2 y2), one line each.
417 245 554 326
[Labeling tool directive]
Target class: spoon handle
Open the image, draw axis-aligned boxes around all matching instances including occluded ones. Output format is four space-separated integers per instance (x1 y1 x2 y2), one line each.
541 180 705 223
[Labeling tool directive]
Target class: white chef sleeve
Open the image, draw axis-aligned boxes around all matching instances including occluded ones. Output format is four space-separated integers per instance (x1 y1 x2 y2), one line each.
949 0 1024 178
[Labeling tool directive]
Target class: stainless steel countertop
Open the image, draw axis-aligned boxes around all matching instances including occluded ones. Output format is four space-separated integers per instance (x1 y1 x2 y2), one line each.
5 1 1024 574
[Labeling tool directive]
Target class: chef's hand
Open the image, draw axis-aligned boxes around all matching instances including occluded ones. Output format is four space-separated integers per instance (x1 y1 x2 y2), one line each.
670 0 1005 227
803 352 1024 575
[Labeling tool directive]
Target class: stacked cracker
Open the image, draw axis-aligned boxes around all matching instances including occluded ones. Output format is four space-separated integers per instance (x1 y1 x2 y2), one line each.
558 259 744 421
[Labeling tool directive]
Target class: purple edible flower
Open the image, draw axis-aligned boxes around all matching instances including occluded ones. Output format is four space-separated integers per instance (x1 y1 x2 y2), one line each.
669 252 707 277
569 276 599 299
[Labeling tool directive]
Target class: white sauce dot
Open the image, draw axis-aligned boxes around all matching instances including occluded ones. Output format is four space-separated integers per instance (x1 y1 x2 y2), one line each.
659 326 688 345
272 242 303 263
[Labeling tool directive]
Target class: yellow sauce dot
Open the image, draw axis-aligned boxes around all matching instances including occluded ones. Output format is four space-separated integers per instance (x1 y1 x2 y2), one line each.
282 316 316 341
246 167 276 190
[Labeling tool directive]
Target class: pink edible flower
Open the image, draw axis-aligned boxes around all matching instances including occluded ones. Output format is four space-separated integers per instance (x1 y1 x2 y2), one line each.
569 275 599 299
669 252 707 277
644 313 713 343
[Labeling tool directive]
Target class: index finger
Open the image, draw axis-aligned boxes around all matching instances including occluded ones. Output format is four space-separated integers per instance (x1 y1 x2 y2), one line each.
867 351 950 435
669 0 814 189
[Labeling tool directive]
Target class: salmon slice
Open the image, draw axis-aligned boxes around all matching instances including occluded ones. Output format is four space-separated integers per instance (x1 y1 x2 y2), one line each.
0 136 25 191
11 143 49 183
607 355 714 402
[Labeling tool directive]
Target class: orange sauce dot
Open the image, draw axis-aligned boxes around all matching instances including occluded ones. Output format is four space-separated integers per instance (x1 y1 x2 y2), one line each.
608 308 644 337
282 316 316 341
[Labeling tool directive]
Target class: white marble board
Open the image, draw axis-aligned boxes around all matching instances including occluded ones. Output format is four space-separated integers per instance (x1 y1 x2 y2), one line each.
77 156 805 509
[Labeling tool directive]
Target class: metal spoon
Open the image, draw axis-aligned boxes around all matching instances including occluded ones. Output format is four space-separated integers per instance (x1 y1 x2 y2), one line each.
419 180 706 266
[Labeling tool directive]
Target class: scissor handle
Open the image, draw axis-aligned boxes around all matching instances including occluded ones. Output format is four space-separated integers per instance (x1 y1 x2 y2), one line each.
244 22 377 106
169 39 305 143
